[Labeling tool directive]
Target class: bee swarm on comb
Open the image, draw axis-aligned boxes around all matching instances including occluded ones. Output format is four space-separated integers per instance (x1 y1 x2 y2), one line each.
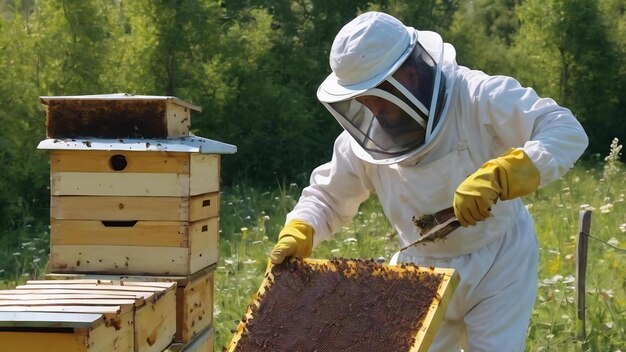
230 257 446 352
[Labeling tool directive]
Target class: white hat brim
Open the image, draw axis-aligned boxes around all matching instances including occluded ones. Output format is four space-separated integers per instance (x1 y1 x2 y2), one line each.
317 28 417 103
317 29 444 104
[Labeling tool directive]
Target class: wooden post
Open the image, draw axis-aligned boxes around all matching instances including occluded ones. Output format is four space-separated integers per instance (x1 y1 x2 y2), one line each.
576 209 591 347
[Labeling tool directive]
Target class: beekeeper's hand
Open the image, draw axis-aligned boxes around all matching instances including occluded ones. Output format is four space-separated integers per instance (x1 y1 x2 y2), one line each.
453 148 540 227
269 220 314 264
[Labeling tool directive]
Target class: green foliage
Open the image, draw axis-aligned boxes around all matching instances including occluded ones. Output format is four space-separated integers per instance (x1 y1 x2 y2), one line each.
446 0 517 75
513 0 624 157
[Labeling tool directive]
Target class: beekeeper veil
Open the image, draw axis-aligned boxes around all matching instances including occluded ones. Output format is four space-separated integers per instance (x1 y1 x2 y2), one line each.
317 12 448 165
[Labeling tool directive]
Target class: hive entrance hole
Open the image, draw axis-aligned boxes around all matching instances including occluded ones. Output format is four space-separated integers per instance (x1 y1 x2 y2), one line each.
109 154 128 171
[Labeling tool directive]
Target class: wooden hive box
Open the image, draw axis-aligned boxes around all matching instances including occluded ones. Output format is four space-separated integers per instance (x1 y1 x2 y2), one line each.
47 265 216 344
42 94 200 139
164 326 215 352
37 95 237 276
0 279 177 352
227 258 459 352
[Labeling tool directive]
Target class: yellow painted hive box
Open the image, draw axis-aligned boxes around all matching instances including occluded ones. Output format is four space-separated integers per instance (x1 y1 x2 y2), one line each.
47 265 216 345
47 149 221 276
227 257 459 352
0 279 177 352
37 94 236 277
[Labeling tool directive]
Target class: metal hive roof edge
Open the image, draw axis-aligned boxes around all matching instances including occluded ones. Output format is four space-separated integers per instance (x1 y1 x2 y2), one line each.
40 93 202 112
37 134 237 154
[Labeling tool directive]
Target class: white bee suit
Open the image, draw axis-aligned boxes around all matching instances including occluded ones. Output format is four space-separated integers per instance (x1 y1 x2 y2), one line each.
286 39 588 350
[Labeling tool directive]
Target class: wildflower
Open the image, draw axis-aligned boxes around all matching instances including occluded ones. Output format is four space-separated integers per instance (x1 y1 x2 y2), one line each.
600 289 614 299
542 274 563 285
600 203 613 213
562 275 575 284
603 137 623 180
343 238 358 244
608 238 619 247
619 224 626 233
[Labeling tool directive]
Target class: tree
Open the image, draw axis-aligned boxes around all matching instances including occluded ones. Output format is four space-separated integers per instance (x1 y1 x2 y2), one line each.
0 1 49 235
513 0 622 156
446 0 519 75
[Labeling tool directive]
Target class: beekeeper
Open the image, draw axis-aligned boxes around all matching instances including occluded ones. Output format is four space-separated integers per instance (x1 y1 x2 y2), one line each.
269 11 588 351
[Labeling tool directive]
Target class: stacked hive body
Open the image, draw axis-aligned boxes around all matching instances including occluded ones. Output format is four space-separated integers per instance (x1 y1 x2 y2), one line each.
0 94 236 352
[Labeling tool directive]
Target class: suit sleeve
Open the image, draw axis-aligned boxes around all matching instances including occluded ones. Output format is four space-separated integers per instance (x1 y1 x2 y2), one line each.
286 132 373 246
469 72 589 187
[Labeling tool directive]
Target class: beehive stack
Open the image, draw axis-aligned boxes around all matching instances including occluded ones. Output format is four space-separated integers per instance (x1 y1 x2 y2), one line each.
0 94 236 352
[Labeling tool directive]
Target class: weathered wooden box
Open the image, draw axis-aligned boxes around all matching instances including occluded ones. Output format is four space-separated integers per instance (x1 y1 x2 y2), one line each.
228 258 459 352
48 265 216 344
38 99 236 276
42 94 200 139
0 279 177 352
165 326 215 352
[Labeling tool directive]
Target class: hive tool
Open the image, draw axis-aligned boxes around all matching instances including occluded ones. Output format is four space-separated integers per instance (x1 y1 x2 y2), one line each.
400 207 460 252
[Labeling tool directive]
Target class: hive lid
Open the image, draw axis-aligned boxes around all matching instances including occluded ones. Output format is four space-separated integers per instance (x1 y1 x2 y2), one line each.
37 134 237 154
0 279 176 330
227 257 459 352
40 93 202 112
0 311 103 329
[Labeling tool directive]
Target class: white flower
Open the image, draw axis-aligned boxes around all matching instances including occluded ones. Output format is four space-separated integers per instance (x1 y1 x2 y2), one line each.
579 204 595 211
600 203 613 213
542 274 564 285
601 289 614 299
608 238 619 246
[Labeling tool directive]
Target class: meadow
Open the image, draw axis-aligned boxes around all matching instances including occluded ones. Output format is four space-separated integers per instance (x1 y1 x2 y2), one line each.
1 139 624 351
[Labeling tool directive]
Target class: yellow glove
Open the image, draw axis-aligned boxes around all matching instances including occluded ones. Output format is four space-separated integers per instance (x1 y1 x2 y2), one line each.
269 220 314 264
453 148 540 227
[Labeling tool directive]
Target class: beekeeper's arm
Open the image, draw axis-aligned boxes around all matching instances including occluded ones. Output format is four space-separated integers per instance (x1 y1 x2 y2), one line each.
453 73 588 226
270 132 372 264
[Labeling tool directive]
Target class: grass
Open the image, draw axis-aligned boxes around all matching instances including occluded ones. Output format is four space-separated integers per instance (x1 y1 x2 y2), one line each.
1 140 624 351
